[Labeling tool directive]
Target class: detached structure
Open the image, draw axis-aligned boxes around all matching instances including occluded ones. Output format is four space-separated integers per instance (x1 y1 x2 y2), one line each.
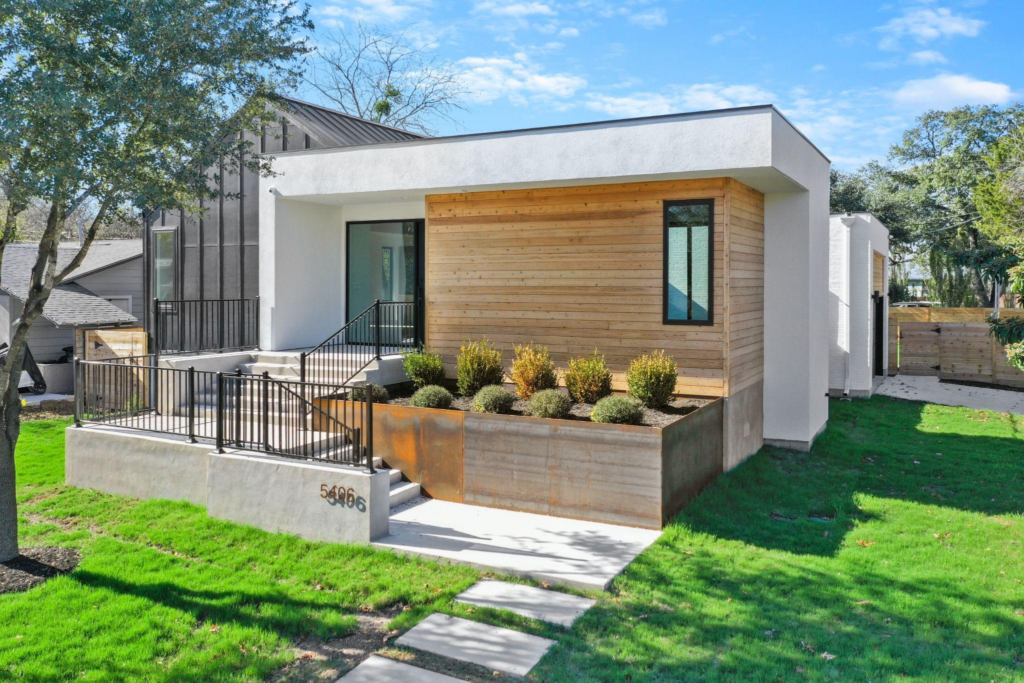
829 213 890 397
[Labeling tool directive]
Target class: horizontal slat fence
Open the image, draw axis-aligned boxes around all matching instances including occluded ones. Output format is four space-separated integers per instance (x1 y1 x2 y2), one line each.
889 309 1024 388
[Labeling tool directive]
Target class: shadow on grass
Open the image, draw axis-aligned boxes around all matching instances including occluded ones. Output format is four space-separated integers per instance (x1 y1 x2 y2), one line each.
679 396 1024 557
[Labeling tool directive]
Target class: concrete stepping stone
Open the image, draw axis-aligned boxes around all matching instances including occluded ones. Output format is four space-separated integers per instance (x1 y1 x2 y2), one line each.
455 579 596 628
395 613 555 678
339 655 463 682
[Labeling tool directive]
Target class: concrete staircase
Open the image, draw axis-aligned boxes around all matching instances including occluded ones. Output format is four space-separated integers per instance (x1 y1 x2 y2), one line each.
211 350 421 508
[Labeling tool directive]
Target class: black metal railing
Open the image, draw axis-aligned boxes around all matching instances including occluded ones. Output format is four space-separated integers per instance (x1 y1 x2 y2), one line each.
301 300 417 389
75 355 374 470
153 298 259 356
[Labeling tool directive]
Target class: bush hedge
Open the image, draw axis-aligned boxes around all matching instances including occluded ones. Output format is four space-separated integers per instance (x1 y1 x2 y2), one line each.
402 347 446 388
626 350 677 408
472 385 517 414
564 350 613 404
409 385 454 409
590 395 645 425
456 339 505 396
350 382 389 404
529 389 572 419
510 343 558 400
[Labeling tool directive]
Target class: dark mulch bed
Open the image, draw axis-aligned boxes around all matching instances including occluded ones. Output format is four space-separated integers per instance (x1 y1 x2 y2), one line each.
385 383 709 428
0 547 81 594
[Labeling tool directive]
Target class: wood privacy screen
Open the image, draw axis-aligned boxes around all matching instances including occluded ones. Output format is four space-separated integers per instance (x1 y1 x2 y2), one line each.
889 310 1024 387
75 327 147 361
424 178 765 398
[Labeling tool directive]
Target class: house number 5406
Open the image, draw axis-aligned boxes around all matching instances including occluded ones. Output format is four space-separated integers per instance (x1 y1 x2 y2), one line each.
320 484 355 504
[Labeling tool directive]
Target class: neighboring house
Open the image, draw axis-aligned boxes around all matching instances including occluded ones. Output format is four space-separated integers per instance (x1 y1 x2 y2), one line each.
142 97 422 325
905 265 930 302
829 213 890 398
0 240 142 391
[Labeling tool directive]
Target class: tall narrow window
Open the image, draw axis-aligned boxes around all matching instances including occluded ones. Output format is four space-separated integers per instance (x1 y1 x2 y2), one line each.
153 230 175 301
664 199 713 325
381 246 394 300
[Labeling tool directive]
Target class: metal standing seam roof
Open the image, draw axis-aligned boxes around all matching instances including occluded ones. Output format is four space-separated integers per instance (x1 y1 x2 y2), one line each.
0 240 142 327
274 97 424 148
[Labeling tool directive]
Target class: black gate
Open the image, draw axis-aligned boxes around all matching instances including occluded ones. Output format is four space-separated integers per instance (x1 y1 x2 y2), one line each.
873 292 885 376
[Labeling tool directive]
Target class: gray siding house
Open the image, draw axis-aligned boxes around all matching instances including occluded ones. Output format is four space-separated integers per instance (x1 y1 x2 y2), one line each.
0 240 142 392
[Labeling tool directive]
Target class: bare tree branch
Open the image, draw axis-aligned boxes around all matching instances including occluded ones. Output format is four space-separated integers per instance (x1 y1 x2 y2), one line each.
305 22 466 136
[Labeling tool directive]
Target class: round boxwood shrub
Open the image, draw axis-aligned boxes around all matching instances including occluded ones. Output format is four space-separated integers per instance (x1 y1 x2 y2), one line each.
529 389 572 419
626 350 678 408
350 382 389 404
456 339 505 396
564 350 613 404
472 385 517 414
409 385 454 409
590 395 645 425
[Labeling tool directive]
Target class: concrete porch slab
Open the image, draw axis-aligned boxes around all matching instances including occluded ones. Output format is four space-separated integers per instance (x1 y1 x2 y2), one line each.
876 374 1024 415
455 579 595 627
374 498 662 590
338 655 462 682
394 613 554 677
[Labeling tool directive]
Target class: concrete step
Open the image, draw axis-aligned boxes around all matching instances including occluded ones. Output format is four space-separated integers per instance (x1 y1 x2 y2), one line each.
382 468 402 485
389 480 421 508
239 361 300 378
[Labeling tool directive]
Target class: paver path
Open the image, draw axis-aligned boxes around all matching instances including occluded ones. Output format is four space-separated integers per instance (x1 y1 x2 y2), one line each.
454 579 595 628
340 655 463 682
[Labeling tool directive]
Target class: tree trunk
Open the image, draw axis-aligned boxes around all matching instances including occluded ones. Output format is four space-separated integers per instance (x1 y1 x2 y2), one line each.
0 370 23 563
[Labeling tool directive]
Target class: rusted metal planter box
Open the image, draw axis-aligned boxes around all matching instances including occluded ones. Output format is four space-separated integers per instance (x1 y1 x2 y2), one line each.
314 398 724 529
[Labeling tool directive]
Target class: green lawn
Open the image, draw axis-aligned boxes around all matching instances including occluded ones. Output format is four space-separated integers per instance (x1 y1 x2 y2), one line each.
3 397 1024 681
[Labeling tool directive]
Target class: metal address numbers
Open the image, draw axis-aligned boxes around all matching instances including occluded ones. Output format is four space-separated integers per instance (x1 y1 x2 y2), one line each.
321 484 355 503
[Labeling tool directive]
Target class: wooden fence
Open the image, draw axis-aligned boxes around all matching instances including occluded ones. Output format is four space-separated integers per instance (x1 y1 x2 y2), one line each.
75 327 147 361
889 308 1024 387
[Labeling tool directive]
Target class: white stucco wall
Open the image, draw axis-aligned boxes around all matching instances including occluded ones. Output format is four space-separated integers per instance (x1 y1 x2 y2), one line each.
828 213 890 396
260 106 832 449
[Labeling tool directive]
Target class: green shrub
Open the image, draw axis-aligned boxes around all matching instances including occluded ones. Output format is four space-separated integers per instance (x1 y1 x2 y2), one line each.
510 343 558 399
590 395 645 425
456 339 505 396
472 385 517 414
350 382 389 404
409 385 454 409
564 350 613 404
626 350 678 408
529 389 572 419
402 347 446 388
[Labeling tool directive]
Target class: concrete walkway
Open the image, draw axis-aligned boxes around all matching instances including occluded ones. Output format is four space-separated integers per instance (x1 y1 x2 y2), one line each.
876 374 1024 415
374 498 661 590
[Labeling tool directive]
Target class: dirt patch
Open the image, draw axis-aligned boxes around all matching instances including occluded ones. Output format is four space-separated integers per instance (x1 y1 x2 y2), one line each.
20 398 75 422
269 609 403 682
386 384 709 428
0 547 81 594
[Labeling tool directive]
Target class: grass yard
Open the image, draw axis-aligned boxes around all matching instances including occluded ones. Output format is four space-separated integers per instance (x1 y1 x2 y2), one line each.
537 396 1024 681
2 396 1023 681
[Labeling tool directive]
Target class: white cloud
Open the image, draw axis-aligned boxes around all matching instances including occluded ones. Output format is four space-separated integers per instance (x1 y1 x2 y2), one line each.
459 55 586 105
876 7 984 50
585 83 774 118
559 27 580 37
318 0 424 22
907 49 948 65
475 1 556 17
709 26 751 45
628 8 666 29
811 64 828 72
891 73 1014 108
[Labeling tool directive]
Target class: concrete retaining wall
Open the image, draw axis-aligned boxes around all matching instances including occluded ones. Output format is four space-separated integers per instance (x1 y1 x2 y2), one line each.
207 452 389 544
65 426 389 543
66 427 211 505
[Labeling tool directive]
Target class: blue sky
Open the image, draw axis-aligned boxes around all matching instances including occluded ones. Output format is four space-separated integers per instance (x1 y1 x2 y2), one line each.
300 0 1023 169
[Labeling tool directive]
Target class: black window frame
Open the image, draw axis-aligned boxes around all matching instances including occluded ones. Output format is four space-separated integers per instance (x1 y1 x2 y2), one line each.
151 227 178 302
662 198 714 327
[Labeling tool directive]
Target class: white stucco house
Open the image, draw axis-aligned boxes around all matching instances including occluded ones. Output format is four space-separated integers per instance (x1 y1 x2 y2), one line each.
828 212 890 397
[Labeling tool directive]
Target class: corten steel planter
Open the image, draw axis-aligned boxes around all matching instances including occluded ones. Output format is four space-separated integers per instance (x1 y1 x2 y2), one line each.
314 398 724 529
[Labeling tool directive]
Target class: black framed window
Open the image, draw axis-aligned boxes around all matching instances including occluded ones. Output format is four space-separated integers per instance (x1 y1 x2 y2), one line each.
663 199 713 325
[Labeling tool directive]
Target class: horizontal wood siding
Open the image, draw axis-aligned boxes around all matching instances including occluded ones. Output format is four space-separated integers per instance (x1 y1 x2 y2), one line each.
725 179 764 394
873 252 885 294
426 178 764 397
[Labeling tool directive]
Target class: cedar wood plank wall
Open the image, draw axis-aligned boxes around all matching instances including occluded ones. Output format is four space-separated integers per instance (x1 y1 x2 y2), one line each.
424 178 764 398
873 252 885 295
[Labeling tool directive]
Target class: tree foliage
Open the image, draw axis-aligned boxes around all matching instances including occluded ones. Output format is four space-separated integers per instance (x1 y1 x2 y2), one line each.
0 0 311 562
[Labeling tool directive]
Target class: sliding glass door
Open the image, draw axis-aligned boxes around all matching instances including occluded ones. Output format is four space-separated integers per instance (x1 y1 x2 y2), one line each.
346 220 424 347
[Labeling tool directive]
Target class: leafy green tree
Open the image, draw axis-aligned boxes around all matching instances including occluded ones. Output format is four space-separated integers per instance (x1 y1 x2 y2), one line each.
976 127 1024 241
0 0 311 563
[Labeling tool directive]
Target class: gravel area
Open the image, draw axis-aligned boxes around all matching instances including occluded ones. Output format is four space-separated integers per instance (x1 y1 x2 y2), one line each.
0 547 81 594
386 385 709 428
